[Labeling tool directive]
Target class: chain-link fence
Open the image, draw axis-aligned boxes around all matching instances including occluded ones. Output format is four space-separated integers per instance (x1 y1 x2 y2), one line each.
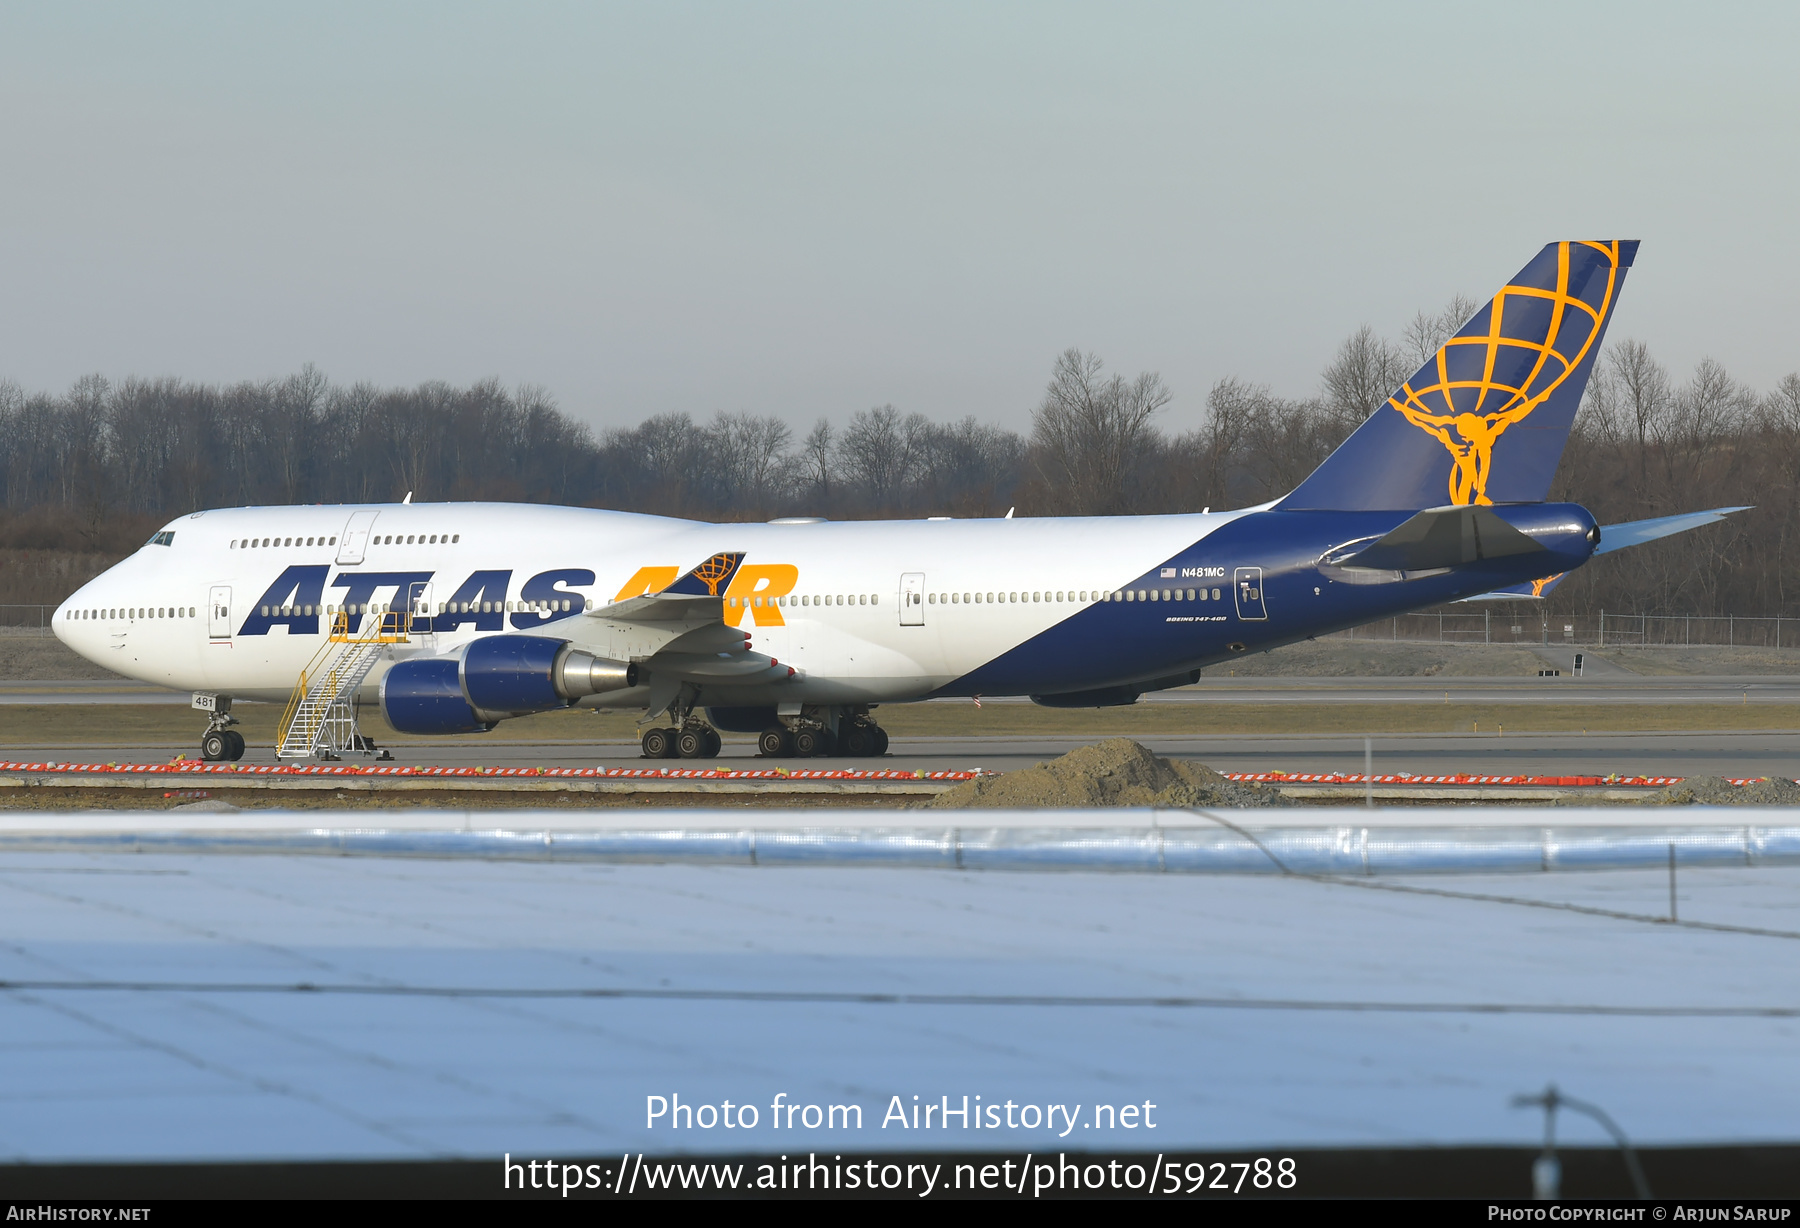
1335 610 1798 648
0 606 55 635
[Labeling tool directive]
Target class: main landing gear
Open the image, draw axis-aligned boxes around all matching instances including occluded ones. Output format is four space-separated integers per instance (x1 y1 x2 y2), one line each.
192 693 246 762
758 713 888 759
640 722 723 760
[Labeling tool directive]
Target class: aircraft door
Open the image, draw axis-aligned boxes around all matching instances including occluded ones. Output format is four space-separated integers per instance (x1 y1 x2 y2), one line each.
337 510 379 565
208 586 232 639
1233 567 1268 621
406 580 436 649
899 573 925 626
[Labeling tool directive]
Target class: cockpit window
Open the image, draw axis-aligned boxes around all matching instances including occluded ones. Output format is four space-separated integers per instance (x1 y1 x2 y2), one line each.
147 531 175 546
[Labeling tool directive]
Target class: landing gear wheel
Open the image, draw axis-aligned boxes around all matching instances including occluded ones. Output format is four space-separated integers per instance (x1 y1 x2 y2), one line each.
677 728 708 759
871 726 889 756
200 730 227 762
793 727 835 758
758 726 793 758
702 728 722 758
224 731 246 761
840 725 875 757
641 727 678 759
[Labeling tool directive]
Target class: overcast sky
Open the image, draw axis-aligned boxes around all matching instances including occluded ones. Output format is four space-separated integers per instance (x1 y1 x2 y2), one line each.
2 2 1796 434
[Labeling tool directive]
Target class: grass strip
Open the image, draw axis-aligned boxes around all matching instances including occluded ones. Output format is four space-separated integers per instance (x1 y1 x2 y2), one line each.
2 702 1799 747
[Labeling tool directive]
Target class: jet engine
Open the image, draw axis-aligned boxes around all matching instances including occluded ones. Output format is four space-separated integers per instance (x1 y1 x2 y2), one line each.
379 635 637 735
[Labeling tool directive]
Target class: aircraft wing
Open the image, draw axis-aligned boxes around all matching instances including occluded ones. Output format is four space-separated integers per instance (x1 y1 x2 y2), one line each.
554 549 803 694
1455 506 1750 602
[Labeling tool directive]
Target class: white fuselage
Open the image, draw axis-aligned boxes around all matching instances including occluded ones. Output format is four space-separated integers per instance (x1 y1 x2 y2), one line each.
54 501 1251 705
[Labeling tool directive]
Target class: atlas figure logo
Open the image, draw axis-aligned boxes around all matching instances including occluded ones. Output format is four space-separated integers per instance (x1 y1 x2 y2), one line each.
1388 240 1626 506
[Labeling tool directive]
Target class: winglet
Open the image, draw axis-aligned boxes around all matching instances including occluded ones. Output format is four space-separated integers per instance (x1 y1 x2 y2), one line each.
659 552 747 596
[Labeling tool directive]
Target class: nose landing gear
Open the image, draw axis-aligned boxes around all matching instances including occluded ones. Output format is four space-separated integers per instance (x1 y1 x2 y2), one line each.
192 693 246 762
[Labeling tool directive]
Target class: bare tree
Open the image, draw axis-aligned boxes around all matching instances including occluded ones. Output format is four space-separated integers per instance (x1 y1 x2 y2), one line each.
838 404 929 510
801 419 835 502
1401 294 1482 369
1320 326 1410 437
706 412 796 518
1610 339 1670 464
915 416 1024 515
1200 377 1266 509
1030 349 1171 515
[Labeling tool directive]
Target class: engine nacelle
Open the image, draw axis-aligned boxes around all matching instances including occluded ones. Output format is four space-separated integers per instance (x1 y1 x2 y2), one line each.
380 635 639 734
556 646 637 700
380 657 495 735
462 634 566 718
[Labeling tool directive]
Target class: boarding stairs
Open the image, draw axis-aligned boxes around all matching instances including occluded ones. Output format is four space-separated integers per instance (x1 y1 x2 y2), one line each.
276 610 412 759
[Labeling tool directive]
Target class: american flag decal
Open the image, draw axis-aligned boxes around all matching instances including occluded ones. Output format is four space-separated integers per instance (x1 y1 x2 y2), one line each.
1160 568 1177 578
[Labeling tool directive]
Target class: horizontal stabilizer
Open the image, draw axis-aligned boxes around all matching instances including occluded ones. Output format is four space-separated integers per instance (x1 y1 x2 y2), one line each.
1594 507 1750 556
1453 573 1567 602
1340 505 1547 572
1454 506 1749 601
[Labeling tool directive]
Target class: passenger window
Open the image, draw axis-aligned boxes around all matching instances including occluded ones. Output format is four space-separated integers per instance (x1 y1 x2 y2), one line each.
452 534 460 543
330 536 337 545
1213 588 1221 600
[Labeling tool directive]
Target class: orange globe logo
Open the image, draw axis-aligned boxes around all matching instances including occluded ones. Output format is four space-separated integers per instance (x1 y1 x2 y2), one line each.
1390 241 1626 506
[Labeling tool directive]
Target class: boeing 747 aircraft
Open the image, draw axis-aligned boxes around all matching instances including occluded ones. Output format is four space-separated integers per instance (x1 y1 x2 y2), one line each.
53 241 1742 761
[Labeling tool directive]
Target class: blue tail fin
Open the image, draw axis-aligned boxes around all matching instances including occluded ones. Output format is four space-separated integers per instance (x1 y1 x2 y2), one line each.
1279 240 1638 511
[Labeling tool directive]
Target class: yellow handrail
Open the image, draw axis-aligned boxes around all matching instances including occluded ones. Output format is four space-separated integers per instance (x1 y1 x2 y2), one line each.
277 608 409 750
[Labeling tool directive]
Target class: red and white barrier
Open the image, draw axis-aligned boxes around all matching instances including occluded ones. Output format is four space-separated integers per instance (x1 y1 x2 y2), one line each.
0 760 984 781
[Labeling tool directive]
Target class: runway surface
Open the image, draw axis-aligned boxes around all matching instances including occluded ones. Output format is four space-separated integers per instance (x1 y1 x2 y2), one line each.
5 731 1798 783
2 846 1795 1162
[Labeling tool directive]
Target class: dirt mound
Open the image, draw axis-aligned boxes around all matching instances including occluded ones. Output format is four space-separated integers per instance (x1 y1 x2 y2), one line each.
922 738 1291 810
1645 775 1800 806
